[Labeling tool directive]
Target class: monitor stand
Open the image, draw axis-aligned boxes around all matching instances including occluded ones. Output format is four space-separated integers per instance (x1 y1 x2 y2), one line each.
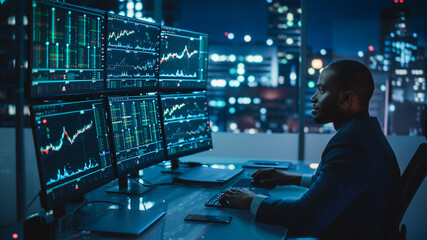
161 159 244 183
105 173 152 195
160 159 189 174
53 196 85 217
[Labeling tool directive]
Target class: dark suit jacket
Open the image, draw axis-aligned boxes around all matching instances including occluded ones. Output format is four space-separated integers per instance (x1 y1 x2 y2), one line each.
255 112 401 239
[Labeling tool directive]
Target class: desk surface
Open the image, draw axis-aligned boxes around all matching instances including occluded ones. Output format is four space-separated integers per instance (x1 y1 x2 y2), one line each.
2 158 316 240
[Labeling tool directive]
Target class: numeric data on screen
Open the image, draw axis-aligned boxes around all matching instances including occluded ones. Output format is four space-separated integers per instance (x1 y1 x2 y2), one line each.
31 1 105 98
108 95 164 173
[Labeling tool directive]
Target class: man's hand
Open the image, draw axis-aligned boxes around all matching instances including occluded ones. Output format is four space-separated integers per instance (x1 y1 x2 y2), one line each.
251 168 302 188
219 188 256 210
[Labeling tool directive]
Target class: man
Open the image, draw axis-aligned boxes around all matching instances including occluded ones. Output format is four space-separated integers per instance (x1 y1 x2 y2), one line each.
220 60 400 238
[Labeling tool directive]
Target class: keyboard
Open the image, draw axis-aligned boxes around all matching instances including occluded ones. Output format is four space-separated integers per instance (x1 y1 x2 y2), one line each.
205 185 270 208
205 187 246 208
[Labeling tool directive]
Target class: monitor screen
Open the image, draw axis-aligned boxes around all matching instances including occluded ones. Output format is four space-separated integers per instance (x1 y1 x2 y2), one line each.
159 27 208 90
160 93 212 159
31 99 115 210
108 95 165 175
31 1 105 99
106 14 160 92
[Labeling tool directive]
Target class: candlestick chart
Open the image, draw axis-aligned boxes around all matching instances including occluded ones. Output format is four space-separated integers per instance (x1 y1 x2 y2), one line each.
106 48 158 90
161 95 208 122
159 27 209 90
106 16 160 91
107 15 159 52
40 121 94 155
164 118 211 146
160 93 212 158
159 34 200 78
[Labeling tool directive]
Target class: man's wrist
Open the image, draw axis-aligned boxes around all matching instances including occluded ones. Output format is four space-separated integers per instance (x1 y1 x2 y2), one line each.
300 174 313 187
291 175 303 186
244 195 255 210
250 195 268 214
282 173 303 186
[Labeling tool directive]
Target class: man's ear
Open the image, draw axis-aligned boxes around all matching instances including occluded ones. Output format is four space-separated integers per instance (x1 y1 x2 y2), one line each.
340 90 353 105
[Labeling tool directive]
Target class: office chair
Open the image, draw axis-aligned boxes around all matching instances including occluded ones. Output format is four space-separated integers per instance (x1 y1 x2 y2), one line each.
393 143 427 239
387 112 427 240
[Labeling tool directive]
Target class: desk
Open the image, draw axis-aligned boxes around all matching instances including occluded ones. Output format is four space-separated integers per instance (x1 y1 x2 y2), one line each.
2 159 316 240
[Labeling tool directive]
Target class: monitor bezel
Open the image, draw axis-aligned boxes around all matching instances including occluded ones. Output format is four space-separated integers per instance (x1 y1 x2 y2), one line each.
158 26 209 92
158 92 213 160
30 98 116 210
28 0 107 102
106 93 166 177
104 13 162 95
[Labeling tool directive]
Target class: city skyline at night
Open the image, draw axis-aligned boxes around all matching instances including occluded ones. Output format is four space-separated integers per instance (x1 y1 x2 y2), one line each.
179 0 427 58
0 0 425 136
190 0 426 135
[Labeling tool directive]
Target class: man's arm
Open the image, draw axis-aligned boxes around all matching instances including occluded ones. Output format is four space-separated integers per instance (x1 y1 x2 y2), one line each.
255 147 370 235
221 169 314 211
250 173 313 214
300 174 314 188
251 168 304 188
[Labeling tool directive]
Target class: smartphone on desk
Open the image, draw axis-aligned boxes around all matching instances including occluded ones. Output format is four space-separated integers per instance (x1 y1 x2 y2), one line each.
184 214 232 224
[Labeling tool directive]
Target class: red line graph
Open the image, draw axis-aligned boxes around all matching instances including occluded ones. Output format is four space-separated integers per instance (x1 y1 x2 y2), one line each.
40 121 93 155
160 45 198 64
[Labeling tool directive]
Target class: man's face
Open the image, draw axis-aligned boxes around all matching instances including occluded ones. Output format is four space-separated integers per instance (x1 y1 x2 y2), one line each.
310 68 342 124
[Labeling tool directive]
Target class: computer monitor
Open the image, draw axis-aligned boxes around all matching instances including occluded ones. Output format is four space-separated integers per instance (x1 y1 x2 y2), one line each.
106 94 165 194
159 92 212 162
159 93 245 181
159 27 208 90
106 14 160 92
31 99 115 210
30 1 105 99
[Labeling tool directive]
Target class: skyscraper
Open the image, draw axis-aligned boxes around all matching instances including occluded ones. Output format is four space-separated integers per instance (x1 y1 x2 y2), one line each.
268 0 301 88
381 5 426 136
267 0 302 132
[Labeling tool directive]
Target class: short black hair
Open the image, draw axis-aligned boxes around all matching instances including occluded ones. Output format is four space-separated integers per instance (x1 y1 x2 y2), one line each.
327 60 374 109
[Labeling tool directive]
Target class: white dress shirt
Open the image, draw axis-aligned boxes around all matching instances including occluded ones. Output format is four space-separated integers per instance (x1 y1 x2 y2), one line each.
250 174 313 215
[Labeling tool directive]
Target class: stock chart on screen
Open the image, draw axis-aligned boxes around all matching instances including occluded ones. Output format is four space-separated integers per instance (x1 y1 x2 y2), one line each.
108 95 165 175
31 1 105 98
160 93 212 159
159 27 208 90
106 15 160 91
32 100 114 208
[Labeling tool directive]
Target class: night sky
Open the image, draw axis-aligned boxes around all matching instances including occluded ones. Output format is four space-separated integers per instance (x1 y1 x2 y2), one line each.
179 0 427 57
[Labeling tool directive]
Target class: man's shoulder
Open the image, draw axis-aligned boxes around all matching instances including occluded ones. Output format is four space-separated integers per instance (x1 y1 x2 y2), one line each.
334 116 381 140
324 116 384 155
